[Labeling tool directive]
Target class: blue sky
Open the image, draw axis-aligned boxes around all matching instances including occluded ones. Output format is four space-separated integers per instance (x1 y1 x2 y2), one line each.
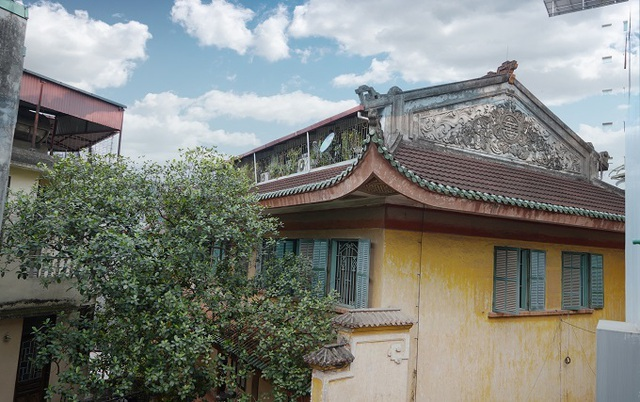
19 0 639 183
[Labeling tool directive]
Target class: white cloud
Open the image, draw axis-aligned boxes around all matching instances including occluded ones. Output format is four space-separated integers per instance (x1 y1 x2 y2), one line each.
253 5 290 61
121 90 357 162
290 0 639 105
294 48 312 63
171 0 292 62
24 2 151 92
333 58 393 87
122 92 259 162
187 89 357 125
171 0 254 54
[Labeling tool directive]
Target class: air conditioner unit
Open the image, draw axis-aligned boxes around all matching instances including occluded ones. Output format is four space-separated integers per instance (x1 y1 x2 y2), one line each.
297 156 309 173
260 172 270 182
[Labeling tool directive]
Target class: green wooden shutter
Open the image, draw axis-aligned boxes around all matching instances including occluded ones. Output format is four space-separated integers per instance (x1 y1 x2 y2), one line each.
562 252 583 310
275 240 286 259
529 250 546 311
299 239 328 297
355 239 370 309
590 254 604 309
493 247 519 314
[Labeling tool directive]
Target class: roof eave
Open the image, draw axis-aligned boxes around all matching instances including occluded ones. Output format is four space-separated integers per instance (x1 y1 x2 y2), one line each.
257 137 624 231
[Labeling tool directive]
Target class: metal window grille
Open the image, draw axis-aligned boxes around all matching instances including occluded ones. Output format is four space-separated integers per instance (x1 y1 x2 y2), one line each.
334 240 358 306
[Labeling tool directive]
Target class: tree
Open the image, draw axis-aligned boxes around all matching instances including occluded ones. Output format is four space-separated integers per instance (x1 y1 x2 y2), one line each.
0 149 335 401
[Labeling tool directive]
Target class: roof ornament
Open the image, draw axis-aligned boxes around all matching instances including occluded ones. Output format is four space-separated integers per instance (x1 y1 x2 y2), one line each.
355 85 381 104
484 60 519 84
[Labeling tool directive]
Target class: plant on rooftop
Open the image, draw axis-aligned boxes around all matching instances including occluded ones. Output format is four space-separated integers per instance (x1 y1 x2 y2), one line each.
0 148 335 401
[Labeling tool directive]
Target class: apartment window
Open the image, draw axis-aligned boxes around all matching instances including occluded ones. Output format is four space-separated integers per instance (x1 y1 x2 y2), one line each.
493 247 546 314
271 238 370 308
562 252 604 310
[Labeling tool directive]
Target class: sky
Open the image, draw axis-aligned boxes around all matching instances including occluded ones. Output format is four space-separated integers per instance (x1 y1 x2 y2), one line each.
18 0 640 183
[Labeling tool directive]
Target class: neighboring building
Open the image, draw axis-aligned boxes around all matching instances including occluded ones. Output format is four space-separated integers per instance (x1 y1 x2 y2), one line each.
0 70 125 402
238 61 625 401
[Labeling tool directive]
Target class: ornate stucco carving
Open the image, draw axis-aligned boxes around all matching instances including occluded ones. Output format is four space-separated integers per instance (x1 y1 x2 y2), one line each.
411 101 582 173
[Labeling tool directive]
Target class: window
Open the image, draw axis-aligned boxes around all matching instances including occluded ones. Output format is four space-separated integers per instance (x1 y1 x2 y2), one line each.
562 252 603 310
270 238 370 308
493 247 546 314
330 239 370 308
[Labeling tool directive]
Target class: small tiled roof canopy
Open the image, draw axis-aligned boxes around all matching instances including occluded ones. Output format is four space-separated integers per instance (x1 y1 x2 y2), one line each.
303 343 355 371
332 308 414 329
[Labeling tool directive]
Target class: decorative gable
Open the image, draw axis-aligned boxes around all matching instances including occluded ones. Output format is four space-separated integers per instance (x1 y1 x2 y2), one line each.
411 100 582 173
357 61 609 179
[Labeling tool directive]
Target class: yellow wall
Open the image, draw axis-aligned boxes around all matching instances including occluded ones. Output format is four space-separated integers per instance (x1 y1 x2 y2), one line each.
379 229 624 401
0 319 22 402
8 165 40 194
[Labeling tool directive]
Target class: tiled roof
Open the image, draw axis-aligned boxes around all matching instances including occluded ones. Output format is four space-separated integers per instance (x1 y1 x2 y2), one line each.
215 326 268 371
257 151 368 200
332 308 414 329
256 164 349 194
393 141 625 216
303 343 354 370
255 134 625 222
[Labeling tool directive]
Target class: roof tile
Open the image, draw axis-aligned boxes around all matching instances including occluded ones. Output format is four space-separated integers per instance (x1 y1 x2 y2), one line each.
393 141 624 216
332 308 414 329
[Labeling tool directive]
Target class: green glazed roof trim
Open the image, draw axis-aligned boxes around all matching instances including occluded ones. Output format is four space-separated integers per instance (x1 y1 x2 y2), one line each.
258 133 625 222
0 0 29 18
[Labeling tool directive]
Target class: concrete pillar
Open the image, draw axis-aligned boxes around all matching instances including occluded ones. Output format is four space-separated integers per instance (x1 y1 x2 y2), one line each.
0 1 28 231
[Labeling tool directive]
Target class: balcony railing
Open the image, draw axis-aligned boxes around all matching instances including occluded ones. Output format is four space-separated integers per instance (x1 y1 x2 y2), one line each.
248 114 368 183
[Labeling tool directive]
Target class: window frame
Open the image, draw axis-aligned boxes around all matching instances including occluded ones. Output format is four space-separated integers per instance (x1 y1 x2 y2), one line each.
561 251 604 310
271 237 370 308
493 246 546 315
329 239 370 309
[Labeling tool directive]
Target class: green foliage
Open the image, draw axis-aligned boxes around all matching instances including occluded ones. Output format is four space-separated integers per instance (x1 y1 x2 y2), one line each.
244 252 336 401
1 149 335 401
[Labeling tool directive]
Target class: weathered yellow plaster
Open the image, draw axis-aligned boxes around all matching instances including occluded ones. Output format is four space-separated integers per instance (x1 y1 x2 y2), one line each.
403 231 624 401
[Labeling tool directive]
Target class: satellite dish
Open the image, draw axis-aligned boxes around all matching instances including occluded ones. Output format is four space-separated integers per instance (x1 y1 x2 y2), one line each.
319 132 335 153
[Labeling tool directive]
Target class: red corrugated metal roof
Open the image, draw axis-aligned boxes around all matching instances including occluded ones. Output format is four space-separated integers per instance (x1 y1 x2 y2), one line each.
18 70 126 151
239 105 364 159
20 70 125 131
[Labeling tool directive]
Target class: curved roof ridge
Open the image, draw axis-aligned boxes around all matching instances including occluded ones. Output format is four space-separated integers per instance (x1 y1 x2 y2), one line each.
257 132 625 222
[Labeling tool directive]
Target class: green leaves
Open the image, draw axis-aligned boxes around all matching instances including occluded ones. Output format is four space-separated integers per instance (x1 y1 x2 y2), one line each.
1 148 334 401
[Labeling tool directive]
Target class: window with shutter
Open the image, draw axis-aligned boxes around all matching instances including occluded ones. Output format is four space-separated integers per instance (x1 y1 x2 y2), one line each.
493 247 546 314
267 237 371 307
590 254 604 308
493 247 520 314
330 239 371 308
562 251 604 310
355 239 370 309
298 239 328 297
529 250 546 311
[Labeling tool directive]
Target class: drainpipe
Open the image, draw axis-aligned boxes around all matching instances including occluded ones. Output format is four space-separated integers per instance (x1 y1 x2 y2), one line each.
0 3 28 233
253 153 257 183
116 107 125 156
31 80 44 148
